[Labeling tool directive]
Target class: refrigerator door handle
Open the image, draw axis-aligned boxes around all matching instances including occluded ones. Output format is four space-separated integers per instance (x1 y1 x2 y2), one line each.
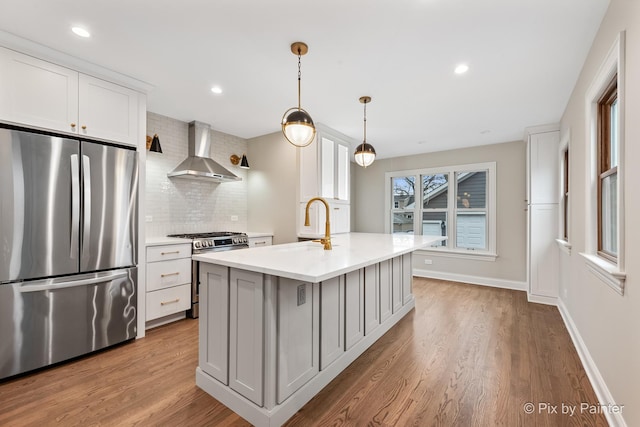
18 271 128 293
70 154 80 260
82 154 92 262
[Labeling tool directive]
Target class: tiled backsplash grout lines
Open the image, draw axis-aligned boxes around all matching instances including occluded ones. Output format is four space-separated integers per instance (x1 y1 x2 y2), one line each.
145 112 248 237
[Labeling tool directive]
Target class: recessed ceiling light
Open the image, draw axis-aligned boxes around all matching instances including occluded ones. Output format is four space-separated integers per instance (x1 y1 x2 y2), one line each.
71 27 91 38
480 129 491 134
454 63 469 75
211 86 223 94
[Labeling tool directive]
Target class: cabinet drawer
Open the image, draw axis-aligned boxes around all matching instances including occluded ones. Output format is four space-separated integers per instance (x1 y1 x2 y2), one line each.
147 244 191 262
147 258 191 291
248 236 272 247
146 284 190 321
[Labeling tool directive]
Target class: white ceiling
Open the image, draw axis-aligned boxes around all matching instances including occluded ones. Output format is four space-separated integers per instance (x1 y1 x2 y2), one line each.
0 0 609 159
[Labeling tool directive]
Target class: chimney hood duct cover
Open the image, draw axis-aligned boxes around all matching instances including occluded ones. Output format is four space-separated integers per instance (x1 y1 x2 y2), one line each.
167 121 241 182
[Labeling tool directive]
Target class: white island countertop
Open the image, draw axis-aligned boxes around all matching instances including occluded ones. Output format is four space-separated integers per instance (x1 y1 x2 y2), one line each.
193 232 446 282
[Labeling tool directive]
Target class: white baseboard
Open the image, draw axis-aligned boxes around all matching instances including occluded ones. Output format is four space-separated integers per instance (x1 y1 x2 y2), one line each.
413 268 527 291
527 293 558 306
557 298 627 427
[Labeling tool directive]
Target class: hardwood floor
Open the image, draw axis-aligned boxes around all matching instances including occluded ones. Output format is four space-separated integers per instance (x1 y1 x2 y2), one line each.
0 278 607 426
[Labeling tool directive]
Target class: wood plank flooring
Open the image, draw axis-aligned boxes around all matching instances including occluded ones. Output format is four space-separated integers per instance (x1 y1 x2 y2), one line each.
0 278 607 426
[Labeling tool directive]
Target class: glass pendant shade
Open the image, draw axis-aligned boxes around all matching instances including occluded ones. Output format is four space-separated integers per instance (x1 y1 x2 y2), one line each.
354 143 376 167
282 108 316 147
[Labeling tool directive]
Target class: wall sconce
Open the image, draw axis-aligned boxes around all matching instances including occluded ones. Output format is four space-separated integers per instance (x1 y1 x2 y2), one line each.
146 134 162 153
230 154 250 169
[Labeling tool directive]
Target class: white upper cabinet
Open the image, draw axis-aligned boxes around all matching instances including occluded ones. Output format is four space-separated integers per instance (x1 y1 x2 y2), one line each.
300 124 353 203
78 74 139 146
0 47 139 147
298 124 354 236
528 131 559 205
0 47 79 133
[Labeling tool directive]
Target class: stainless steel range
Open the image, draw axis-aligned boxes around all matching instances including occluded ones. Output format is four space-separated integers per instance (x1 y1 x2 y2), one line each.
167 232 249 318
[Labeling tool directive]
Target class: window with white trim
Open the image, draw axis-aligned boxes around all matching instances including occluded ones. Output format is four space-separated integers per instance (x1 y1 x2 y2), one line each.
581 31 626 295
386 162 496 259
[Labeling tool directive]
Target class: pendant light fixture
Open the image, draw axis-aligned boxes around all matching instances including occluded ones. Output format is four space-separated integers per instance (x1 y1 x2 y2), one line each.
354 96 376 167
281 42 316 147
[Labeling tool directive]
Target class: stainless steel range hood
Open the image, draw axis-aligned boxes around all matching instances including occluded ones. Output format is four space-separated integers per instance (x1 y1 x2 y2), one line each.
167 121 241 182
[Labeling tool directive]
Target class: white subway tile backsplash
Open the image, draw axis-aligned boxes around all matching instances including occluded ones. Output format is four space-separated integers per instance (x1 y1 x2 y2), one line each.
145 112 248 237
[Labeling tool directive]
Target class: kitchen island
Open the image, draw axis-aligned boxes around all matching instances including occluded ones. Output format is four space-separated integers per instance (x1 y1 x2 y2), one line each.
192 232 445 427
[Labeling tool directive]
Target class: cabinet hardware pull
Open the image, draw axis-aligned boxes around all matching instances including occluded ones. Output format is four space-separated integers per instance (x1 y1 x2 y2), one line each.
161 251 180 255
333 208 339 210
70 123 76 128
255 241 266 245
161 272 180 278
81 125 87 130
160 298 179 306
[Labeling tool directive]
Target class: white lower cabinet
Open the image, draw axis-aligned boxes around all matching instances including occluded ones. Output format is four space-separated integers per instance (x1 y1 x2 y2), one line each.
320 276 344 370
229 269 264 406
248 235 273 247
277 279 319 404
145 243 192 322
146 284 190 320
344 270 364 350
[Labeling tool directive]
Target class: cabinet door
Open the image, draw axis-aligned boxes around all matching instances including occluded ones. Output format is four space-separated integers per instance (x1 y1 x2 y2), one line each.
277 279 319 403
529 131 559 204
320 276 344 370
0 47 78 133
530 204 559 297
345 270 364 350
78 74 138 146
336 143 350 201
364 264 380 335
402 254 413 304
229 269 264 405
379 260 392 322
199 264 229 385
391 256 403 313
320 137 335 198
331 203 350 234
146 284 190 321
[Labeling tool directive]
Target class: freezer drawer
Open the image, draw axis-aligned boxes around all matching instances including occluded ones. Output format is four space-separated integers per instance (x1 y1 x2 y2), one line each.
0 268 137 380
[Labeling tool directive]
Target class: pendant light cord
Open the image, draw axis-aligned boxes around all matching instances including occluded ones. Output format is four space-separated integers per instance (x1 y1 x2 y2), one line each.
297 49 302 110
361 100 367 151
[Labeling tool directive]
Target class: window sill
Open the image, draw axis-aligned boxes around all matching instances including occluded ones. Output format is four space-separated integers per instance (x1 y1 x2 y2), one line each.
555 239 572 255
579 252 626 295
416 248 497 262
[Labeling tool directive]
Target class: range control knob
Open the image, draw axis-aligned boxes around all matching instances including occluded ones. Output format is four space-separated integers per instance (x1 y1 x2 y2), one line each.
242 237 248 244
194 241 201 250
232 237 239 244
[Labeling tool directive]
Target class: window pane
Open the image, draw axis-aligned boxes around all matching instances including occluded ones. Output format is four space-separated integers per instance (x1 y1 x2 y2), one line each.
456 171 486 208
392 176 415 209
393 212 414 234
456 213 487 249
610 99 618 168
601 172 618 256
423 174 448 208
422 211 446 246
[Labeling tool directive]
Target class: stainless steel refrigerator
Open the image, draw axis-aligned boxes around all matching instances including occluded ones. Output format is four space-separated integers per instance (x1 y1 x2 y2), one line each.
0 126 138 380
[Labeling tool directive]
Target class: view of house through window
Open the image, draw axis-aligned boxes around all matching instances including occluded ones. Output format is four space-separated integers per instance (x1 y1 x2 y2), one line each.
389 163 494 254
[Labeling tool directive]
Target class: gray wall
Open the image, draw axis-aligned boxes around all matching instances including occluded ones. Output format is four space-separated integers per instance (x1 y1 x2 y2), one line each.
558 0 640 424
246 131 298 244
145 112 248 237
353 140 527 285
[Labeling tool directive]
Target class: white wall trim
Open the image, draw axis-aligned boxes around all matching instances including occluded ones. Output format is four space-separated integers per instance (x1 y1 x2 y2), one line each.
527 293 557 306
413 269 526 291
557 298 627 427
